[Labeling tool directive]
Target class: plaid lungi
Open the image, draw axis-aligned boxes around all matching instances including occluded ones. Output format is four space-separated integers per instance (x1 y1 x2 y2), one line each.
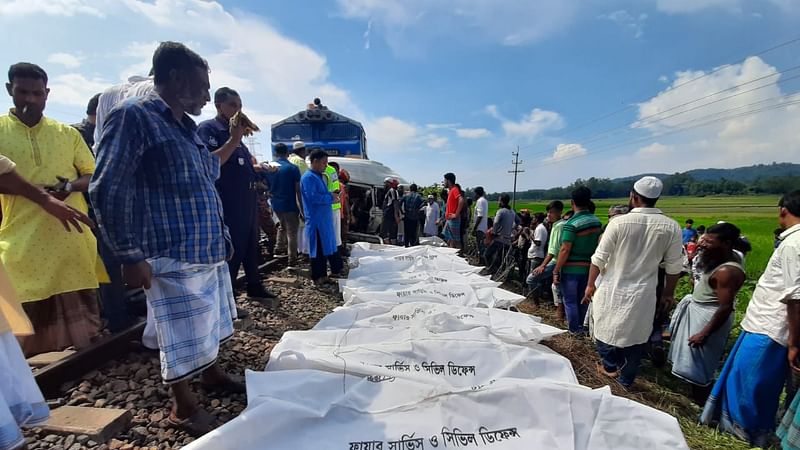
18 289 101 357
443 219 462 243
144 258 236 384
779 388 800 449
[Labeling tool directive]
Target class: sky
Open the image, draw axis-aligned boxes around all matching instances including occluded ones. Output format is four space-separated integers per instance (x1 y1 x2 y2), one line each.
1 0 799 192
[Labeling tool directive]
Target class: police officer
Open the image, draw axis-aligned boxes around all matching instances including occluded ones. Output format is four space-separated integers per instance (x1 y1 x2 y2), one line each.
198 87 276 304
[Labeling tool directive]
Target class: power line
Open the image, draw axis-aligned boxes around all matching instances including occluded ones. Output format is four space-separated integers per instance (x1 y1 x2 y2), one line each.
508 147 524 210
515 35 800 152
578 70 800 148
518 67 800 161
575 91 800 158
534 95 800 169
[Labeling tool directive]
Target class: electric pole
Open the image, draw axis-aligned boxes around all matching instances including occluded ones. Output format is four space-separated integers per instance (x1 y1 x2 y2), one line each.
508 146 524 210
246 135 263 160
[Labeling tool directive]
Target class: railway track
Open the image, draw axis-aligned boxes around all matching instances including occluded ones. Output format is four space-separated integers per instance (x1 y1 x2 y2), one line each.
33 255 288 400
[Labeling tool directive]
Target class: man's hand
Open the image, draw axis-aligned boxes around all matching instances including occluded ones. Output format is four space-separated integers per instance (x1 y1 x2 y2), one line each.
123 261 153 289
582 284 596 304
688 332 708 348
229 120 246 143
46 176 72 200
332 192 340 203
553 272 560 285
532 265 545 277
50 190 71 201
41 196 94 232
790 345 800 373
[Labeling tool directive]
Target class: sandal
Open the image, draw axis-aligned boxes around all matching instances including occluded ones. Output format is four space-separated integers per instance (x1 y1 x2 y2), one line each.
168 408 219 437
596 362 619 379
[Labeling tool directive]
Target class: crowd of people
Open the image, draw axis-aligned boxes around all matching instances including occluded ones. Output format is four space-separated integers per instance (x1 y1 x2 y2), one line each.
0 39 799 449
394 171 800 448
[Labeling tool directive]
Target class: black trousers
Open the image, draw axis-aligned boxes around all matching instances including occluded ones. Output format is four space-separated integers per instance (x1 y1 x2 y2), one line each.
404 218 419 247
311 230 343 281
227 215 261 291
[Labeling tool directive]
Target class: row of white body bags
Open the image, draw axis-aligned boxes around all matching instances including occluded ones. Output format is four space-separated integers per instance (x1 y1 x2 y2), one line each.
265 325 578 388
186 369 690 450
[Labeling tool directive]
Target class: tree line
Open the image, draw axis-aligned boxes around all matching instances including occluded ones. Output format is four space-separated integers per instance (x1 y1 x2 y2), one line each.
483 174 800 201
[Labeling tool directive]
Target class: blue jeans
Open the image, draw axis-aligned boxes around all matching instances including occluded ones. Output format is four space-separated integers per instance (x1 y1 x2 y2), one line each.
596 339 647 387
526 261 553 291
560 272 589 333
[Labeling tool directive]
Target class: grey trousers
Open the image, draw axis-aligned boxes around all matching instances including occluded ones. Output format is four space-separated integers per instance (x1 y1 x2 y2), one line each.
276 211 300 265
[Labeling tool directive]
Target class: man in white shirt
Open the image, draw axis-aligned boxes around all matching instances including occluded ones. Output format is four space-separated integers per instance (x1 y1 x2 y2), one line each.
94 74 154 148
423 195 440 237
472 187 489 263
584 176 683 387
528 212 548 263
92 73 158 348
700 190 800 447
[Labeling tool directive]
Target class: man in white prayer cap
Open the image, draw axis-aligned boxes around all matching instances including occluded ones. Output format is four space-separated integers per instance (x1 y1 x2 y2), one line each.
582 176 684 387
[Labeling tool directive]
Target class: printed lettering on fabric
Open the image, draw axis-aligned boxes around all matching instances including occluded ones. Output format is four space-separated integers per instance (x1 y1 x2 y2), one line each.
380 360 475 377
349 426 520 449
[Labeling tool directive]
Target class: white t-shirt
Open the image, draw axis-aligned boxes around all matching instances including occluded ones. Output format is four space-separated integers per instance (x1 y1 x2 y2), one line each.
475 197 489 232
527 223 549 259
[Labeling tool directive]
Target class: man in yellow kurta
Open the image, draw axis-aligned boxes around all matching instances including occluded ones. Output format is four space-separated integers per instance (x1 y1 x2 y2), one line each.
0 153 96 450
1 62 102 356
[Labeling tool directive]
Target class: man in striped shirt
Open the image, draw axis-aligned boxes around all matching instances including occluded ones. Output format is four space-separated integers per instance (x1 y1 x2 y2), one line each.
91 42 243 436
554 187 601 333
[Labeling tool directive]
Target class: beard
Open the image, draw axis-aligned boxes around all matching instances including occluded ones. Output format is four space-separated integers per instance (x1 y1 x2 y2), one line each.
179 98 203 116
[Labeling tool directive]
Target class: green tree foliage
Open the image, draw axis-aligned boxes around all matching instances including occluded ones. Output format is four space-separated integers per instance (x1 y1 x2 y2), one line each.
487 174 800 200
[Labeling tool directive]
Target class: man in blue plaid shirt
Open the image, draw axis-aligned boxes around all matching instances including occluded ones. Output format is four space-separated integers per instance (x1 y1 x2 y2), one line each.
90 42 246 436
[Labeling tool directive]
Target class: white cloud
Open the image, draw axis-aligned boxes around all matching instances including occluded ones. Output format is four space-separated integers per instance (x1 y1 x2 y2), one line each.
335 0 578 56
27 0 364 117
46 52 83 69
47 73 110 108
456 128 492 139
426 123 461 130
619 55 800 174
548 143 588 161
654 0 798 14
0 0 104 17
427 136 449 149
636 56 782 132
365 116 419 153
492 106 564 140
363 20 372 50
485 105 501 119
598 10 647 39
655 0 741 13
636 142 672 158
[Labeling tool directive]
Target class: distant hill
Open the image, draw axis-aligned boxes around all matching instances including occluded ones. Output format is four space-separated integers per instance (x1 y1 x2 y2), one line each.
488 162 800 200
613 163 800 183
